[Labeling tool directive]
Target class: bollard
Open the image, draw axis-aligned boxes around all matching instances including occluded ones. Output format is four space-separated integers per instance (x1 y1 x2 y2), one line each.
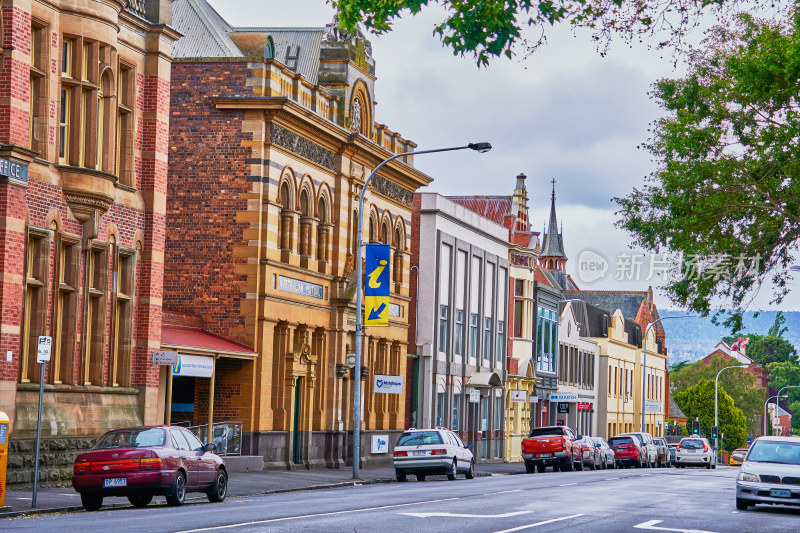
0 411 10 512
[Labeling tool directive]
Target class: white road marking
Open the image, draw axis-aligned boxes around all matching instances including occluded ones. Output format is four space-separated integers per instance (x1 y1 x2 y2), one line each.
559 482 577 486
493 513 586 533
633 520 718 533
173 497 461 533
495 489 523 494
401 511 532 519
605 478 620 480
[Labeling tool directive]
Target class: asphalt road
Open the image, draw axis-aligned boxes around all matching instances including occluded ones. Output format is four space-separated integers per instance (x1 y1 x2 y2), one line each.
4 466 799 532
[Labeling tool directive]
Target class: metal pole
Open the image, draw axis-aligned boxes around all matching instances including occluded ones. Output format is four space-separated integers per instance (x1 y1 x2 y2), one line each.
352 144 486 479
715 365 747 452
32 362 45 508
764 395 784 436
775 386 800 437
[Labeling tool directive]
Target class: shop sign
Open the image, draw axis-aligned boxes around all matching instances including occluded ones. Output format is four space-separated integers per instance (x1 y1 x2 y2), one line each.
278 275 324 299
645 401 662 413
509 390 527 403
172 354 214 378
577 403 592 411
557 402 570 413
548 392 578 402
0 157 28 182
470 389 480 403
373 374 403 394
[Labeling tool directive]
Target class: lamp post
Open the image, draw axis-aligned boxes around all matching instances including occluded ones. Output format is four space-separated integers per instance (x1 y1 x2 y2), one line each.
764 394 788 436
715 364 748 453
773 385 800 436
641 316 696 434
352 142 491 479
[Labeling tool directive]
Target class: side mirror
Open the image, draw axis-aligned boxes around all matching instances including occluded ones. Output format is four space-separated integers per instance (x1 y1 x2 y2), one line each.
732 453 744 462
203 443 217 453
576 435 583 440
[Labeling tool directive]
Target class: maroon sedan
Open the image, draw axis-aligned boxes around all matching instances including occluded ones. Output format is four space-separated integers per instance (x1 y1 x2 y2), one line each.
608 435 646 468
72 426 227 511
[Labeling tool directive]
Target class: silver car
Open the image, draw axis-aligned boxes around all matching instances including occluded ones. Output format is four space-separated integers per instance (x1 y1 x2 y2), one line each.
392 428 475 482
736 436 800 511
675 436 716 469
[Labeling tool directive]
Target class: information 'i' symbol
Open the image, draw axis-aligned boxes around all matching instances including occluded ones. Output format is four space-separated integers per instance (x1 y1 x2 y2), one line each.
368 259 388 289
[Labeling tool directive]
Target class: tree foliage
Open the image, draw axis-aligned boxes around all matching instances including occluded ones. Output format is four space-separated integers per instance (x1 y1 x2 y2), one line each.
670 355 765 435
674 378 747 452
332 0 750 66
614 10 800 331
749 336 799 365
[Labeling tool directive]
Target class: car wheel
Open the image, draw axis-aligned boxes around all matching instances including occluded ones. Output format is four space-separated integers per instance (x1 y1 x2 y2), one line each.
396 472 407 482
736 498 750 511
447 459 458 481
80 493 103 512
537 464 546 473
635 459 642 468
166 471 186 507
465 461 475 479
576 458 584 471
128 493 153 508
525 461 536 474
416 474 426 481
553 464 561 472
563 458 574 472
207 468 228 503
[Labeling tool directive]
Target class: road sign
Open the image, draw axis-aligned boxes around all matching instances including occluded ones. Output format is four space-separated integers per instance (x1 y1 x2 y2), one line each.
364 244 390 327
152 350 179 365
470 389 480 403
36 336 52 363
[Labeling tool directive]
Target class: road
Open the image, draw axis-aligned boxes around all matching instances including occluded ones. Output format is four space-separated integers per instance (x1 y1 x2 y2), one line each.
3 466 798 532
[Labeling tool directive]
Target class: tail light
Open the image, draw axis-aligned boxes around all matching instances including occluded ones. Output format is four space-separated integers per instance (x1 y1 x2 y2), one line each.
677 444 681 451
561 437 567 449
74 461 90 474
89 459 140 473
703 443 709 453
430 449 447 455
393 451 407 457
140 457 164 470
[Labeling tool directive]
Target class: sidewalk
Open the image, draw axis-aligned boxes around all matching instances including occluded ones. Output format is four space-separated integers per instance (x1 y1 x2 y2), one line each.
1 462 524 518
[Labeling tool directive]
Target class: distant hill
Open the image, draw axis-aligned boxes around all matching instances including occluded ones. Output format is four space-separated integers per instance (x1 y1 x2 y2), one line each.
660 310 800 367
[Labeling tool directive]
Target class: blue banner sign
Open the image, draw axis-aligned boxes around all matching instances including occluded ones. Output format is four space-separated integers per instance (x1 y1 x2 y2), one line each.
364 244 390 326
0 157 28 182
278 275 324 299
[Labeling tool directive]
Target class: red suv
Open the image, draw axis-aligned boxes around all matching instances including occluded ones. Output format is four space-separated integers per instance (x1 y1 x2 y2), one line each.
607 435 645 468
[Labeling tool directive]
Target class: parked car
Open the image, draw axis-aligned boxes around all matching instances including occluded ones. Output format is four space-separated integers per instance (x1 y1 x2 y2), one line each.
652 437 670 467
736 436 800 510
593 437 616 469
521 426 582 473
667 443 678 466
72 426 227 511
392 428 475 482
621 432 658 467
675 436 717 469
608 435 646 468
730 447 750 466
576 436 601 470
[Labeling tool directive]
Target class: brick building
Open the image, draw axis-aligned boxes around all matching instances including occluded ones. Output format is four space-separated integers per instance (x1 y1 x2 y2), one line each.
0 0 178 483
165 0 430 469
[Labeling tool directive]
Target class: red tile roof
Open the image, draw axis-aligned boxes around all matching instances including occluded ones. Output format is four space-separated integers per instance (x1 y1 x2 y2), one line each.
533 267 552 287
161 325 256 355
448 196 512 225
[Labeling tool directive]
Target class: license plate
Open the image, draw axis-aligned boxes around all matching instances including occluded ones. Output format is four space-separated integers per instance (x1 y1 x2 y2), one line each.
539 453 551 458
770 489 791 498
412 451 427 456
104 477 127 488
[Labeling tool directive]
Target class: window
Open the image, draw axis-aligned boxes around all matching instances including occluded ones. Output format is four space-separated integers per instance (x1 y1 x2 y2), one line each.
110 247 135 386
454 309 464 356
452 394 462 430
52 236 80 384
497 320 505 362
116 63 134 184
438 305 449 353
514 279 524 296
513 300 523 337
469 313 479 359
469 257 481 360
84 245 108 385
59 87 70 163
182 430 206 452
613 366 618 397
29 24 48 154
20 228 50 383
436 392 446 427
483 262 494 362
483 317 492 362
536 309 557 373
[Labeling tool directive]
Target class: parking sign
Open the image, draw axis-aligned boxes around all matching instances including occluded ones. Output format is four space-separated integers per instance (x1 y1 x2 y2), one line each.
36 336 52 363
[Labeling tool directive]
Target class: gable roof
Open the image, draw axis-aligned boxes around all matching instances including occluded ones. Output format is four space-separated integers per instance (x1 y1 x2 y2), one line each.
172 0 244 58
235 27 324 84
669 396 687 419
448 196 512 226
564 290 648 326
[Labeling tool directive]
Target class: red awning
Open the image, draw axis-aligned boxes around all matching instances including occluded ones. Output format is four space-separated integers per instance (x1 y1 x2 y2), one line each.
161 325 256 358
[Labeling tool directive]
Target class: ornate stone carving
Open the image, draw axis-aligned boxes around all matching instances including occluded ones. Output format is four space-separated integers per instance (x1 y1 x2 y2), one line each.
270 124 335 171
125 0 146 18
350 98 362 133
372 176 413 207
323 11 373 58
511 253 535 268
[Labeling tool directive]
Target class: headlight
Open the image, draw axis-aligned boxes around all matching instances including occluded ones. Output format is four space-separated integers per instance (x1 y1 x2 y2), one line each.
738 471 759 482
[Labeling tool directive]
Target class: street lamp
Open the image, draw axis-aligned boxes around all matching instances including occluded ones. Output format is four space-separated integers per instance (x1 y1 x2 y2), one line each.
773 385 800 436
764 395 788 436
352 142 492 479
715 364 749 452
641 316 697 434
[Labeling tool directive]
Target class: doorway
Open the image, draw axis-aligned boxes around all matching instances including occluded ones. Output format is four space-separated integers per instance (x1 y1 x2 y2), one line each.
292 377 302 464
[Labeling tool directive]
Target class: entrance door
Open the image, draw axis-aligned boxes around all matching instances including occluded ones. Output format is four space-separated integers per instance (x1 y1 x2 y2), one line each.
292 377 301 464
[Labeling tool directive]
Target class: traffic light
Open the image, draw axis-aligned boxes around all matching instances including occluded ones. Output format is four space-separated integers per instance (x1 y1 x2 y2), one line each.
692 420 700 434
711 426 718 439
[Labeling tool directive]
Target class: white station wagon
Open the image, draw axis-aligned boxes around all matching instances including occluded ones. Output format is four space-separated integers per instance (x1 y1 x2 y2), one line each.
392 428 475 482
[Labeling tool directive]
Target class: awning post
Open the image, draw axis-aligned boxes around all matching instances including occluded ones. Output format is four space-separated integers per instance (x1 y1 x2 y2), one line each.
165 367 173 426
207 357 216 445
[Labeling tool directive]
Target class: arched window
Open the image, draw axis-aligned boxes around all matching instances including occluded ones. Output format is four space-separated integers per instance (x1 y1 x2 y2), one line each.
351 210 359 255
393 226 404 285
316 196 329 264
299 190 309 216
96 70 113 170
298 189 312 258
368 218 375 243
380 221 389 244
279 182 293 254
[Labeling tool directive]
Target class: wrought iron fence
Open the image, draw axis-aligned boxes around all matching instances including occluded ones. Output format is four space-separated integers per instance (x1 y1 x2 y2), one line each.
187 421 242 456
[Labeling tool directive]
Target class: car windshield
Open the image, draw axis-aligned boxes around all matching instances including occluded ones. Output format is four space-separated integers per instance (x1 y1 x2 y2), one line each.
623 434 644 445
397 431 443 446
608 437 633 446
593 438 605 446
528 427 563 438
680 439 704 449
746 440 800 465
95 428 166 449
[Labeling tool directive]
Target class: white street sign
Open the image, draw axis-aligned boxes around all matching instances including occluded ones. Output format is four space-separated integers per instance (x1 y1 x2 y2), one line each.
36 336 52 363
152 350 179 365
509 390 527 403
470 389 480 403
370 434 389 454
373 375 403 394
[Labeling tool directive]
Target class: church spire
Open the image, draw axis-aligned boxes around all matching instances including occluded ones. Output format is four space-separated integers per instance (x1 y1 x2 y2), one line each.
541 179 566 260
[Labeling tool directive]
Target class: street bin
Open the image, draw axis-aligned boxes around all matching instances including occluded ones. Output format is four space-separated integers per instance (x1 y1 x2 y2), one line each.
0 411 9 511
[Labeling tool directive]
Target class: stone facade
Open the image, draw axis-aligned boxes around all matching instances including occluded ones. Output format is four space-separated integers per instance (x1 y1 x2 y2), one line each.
0 0 178 484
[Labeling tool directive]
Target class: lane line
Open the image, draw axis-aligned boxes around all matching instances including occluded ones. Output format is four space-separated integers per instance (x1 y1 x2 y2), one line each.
558 482 577 486
401 511 532 518
173 496 461 533
495 489 523 494
633 519 718 533
493 513 586 533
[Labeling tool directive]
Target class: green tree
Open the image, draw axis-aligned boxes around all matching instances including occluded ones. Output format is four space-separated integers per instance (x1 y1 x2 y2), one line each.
614 11 800 331
768 311 789 338
674 379 747 453
748 336 799 365
333 0 750 66
670 355 765 436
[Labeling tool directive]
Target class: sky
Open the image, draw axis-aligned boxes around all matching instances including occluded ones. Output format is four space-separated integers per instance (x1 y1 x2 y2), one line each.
208 0 800 312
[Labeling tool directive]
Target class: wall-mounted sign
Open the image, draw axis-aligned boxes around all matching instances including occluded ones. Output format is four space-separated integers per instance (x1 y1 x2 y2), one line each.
172 354 214 378
645 401 662 413
373 374 403 394
0 157 28 182
277 275 324 299
509 390 527 403
371 434 389 454
364 244 390 326
557 402 570 414
529 396 539 404
548 392 578 402
577 403 592 411
470 389 481 403
152 350 179 365
36 336 52 363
